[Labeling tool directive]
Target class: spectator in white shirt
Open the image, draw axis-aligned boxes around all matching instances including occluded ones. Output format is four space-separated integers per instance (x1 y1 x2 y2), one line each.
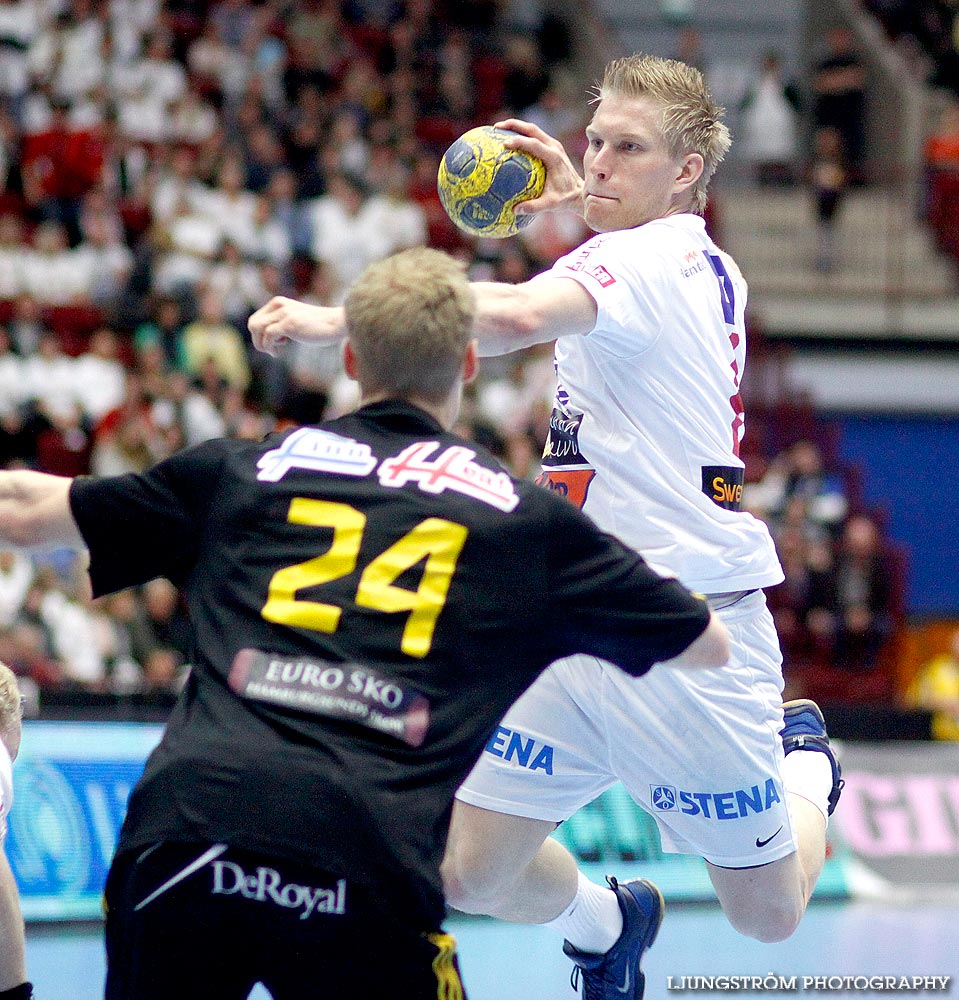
0 550 32 629
232 192 292 268
326 108 370 178
107 0 162 65
21 221 89 305
167 88 220 146
113 30 187 143
22 329 78 424
307 171 392 293
150 194 221 297
73 327 127 423
27 3 105 106
152 369 226 446
0 0 40 103
72 212 135 308
367 161 428 253
201 153 257 247
149 145 208 224
205 239 269 326
38 572 106 688
186 18 245 104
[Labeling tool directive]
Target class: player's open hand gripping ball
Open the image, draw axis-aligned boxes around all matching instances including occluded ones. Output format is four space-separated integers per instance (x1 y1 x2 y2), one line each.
437 125 546 238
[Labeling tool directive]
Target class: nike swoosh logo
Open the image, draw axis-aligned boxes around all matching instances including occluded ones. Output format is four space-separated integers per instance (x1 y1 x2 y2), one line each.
616 966 631 994
755 825 784 849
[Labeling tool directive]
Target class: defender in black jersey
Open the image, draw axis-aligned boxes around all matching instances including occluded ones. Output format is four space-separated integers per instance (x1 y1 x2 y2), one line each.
0 248 728 1000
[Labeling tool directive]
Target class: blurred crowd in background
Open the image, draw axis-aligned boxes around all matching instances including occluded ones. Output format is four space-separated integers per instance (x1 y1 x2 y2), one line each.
0 0 950 716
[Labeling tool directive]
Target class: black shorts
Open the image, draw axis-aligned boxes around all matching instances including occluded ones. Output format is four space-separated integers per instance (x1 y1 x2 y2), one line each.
104 842 467 1000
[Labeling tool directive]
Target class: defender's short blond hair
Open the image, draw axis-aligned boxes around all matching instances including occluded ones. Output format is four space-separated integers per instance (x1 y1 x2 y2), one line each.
597 54 731 215
345 247 475 404
0 662 21 751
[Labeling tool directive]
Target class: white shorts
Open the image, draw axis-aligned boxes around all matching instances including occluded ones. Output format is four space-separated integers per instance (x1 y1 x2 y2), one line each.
457 590 796 869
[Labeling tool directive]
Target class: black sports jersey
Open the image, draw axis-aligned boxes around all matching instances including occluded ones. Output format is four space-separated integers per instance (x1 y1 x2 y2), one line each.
70 400 709 926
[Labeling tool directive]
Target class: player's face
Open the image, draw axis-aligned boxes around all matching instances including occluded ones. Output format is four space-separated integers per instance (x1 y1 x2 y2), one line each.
581 93 692 233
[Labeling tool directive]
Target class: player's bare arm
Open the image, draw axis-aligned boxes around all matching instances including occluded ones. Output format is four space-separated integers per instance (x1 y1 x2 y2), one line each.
659 612 730 669
470 275 597 356
247 295 347 357
248 276 596 360
494 118 585 218
0 470 83 550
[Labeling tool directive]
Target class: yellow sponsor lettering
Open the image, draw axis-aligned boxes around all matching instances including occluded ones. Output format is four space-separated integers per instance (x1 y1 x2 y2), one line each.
712 477 743 505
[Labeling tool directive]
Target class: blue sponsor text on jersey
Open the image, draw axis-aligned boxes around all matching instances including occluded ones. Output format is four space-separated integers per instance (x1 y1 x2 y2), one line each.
649 778 781 819
485 726 554 774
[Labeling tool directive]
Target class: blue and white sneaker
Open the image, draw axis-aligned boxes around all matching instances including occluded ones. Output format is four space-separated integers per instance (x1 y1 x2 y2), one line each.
563 876 663 1000
780 699 845 815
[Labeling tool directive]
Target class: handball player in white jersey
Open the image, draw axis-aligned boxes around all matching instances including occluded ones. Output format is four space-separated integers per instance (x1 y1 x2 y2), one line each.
249 53 844 1000
0 664 32 1000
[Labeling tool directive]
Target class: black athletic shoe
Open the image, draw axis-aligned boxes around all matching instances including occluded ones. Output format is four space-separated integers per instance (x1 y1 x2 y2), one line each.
562 876 664 1000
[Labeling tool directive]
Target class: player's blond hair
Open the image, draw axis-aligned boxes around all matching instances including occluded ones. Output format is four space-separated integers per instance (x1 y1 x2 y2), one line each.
345 247 475 404
597 54 731 215
0 662 21 754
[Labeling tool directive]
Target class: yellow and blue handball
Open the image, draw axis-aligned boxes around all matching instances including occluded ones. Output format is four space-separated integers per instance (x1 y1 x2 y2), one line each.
437 126 546 239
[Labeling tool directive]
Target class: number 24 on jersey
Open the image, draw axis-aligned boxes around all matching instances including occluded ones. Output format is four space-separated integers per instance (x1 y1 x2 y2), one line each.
261 498 468 658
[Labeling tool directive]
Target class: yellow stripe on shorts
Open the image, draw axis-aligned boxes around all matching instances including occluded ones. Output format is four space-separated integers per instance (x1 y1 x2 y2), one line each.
427 931 464 1000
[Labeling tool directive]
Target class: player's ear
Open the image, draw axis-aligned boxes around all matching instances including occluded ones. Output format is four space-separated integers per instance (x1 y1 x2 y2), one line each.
675 152 704 191
462 340 478 384
343 339 358 380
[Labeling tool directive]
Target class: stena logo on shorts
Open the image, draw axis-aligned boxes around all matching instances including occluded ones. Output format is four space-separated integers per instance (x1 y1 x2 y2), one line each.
211 861 346 919
485 725 554 774
649 779 782 820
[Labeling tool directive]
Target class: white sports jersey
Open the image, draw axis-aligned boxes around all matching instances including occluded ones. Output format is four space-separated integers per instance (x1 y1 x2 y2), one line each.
0 738 12 842
536 213 783 594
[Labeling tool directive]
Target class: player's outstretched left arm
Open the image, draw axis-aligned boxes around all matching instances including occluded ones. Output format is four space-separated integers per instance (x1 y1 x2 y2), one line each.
248 295 347 358
0 471 83 551
247 275 597 361
493 118 585 219
469 275 597 356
